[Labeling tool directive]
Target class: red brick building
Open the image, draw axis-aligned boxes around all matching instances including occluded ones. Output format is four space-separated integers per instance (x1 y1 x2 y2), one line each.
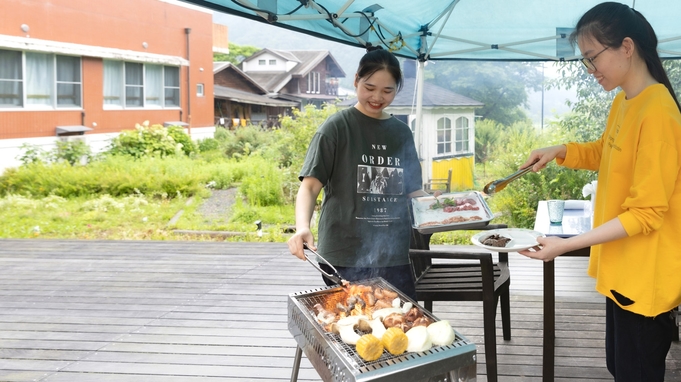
0 0 216 172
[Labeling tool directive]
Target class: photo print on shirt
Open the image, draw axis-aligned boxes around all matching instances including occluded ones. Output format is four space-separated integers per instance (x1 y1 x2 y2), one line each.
357 165 404 195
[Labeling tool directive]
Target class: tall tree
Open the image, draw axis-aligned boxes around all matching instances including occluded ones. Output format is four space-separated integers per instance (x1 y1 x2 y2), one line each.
548 60 681 142
474 119 501 176
213 43 261 65
546 62 614 142
426 61 543 126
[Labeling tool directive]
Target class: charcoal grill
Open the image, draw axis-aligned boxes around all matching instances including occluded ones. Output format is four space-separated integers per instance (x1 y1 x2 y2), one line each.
288 277 477 382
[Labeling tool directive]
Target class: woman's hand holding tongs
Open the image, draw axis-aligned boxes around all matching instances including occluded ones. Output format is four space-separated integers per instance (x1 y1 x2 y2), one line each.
287 227 316 261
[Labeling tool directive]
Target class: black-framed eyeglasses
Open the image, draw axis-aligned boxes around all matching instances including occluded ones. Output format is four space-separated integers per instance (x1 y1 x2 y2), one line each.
580 47 609 71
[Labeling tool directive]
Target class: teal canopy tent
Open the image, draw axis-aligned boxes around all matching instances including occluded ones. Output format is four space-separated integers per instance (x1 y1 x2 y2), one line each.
181 0 681 177
182 0 681 61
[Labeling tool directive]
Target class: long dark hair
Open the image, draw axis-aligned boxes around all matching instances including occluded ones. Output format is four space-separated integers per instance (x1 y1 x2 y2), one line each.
356 46 403 91
570 2 681 112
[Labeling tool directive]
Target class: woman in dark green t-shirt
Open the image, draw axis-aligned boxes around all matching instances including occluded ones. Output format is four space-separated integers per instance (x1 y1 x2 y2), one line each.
287 47 432 299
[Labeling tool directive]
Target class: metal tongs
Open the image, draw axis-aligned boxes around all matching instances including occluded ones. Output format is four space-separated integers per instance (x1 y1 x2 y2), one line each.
483 159 538 196
303 243 349 286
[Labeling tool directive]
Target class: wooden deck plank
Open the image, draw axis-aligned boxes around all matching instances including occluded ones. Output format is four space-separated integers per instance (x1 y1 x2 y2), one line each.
0 239 678 382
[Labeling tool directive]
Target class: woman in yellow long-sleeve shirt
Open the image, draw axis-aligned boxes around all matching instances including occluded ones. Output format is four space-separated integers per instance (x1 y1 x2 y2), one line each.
519 3 681 381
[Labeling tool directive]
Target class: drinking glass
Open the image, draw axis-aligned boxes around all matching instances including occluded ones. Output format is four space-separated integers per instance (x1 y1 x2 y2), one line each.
547 200 565 224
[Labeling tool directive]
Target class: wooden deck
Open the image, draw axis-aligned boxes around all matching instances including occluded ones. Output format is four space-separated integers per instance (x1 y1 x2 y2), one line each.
0 239 678 381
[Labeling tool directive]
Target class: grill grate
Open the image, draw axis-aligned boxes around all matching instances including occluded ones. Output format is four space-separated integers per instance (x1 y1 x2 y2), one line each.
288 277 477 382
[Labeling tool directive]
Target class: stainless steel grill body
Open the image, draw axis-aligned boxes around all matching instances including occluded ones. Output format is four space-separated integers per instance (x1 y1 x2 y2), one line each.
288 278 476 382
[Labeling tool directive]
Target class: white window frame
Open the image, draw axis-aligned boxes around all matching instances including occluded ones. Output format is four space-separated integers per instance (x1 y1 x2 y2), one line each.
269 59 276 65
258 59 266 65
306 71 320 94
0 49 82 110
145 64 163 108
455 116 471 153
436 117 452 155
0 49 23 108
196 83 204 97
125 62 144 108
103 59 180 109
55 55 82 108
163 66 180 107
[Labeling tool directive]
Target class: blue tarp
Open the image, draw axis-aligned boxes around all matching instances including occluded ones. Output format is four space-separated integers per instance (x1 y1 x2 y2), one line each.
182 0 681 61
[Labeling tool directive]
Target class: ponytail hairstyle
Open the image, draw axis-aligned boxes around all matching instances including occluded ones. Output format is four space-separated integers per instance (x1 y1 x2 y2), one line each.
570 2 681 112
356 45 403 92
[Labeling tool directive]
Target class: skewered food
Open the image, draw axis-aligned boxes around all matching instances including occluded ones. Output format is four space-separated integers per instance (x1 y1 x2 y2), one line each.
355 334 384 361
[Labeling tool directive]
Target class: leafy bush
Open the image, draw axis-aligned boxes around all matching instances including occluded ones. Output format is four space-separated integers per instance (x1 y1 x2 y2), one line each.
237 155 284 206
17 140 91 166
167 125 197 156
278 104 338 170
53 140 92 165
485 121 596 228
17 143 49 165
215 125 277 159
198 137 220 152
0 156 225 198
107 121 184 158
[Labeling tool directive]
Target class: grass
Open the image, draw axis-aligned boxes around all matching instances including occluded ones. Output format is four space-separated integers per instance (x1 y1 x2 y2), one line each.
0 162 508 243
0 190 297 242
0 194 187 240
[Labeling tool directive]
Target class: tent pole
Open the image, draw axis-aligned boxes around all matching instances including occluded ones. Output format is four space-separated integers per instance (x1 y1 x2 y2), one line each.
415 59 430 183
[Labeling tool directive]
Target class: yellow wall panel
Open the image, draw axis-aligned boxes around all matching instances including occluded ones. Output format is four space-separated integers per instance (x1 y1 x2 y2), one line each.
431 156 474 191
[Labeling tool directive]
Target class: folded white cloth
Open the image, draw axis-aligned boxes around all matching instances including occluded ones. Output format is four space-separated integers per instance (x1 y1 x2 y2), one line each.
564 200 588 210
582 180 598 199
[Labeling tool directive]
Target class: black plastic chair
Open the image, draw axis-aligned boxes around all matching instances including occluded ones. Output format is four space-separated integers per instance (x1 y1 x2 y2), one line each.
409 227 511 382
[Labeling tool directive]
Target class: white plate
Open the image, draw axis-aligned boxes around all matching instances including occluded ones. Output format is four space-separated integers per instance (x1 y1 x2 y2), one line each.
471 228 544 252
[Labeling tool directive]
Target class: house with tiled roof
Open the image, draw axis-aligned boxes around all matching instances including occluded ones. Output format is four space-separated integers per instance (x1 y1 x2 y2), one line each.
213 62 297 128
240 49 346 108
211 48 346 128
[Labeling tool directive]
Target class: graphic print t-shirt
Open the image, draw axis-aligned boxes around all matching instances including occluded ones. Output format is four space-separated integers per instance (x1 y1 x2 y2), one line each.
300 107 422 267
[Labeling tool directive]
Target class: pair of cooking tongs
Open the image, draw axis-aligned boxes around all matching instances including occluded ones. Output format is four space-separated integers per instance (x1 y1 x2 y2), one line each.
482 159 539 196
303 243 348 286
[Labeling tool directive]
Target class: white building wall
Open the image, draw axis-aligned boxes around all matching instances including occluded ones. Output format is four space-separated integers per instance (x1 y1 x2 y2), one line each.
242 53 288 72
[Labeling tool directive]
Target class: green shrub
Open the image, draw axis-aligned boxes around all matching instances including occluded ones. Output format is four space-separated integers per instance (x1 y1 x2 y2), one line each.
485 121 596 229
237 155 284 206
17 143 49 165
0 156 213 198
53 140 92 165
216 125 276 159
167 125 197 156
17 140 91 166
107 121 183 158
198 137 220 152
